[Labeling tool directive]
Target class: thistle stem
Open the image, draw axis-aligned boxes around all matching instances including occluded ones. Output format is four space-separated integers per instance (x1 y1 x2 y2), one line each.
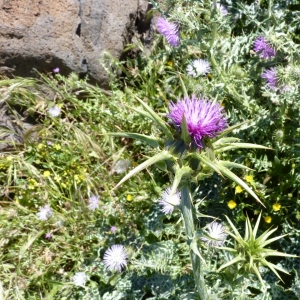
180 186 208 300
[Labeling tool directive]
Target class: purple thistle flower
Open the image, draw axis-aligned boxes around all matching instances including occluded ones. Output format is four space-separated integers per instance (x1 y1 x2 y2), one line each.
262 67 278 90
156 17 179 47
158 187 181 215
110 226 117 233
88 195 99 210
103 244 128 272
253 37 276 59
45 232 52 239
168 95 227 148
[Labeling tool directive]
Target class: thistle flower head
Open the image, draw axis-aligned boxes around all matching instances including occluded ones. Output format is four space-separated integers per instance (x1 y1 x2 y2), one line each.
253 36 276 59
201 222 227 247
36 205 52 221
158 187 181 215
156 17 180 47
73 272 87 286
103 244 128 272
262 67 278 90
186 59 211 77
48 105 61 117
168 95 227 148
88 195 99 210
215 2 228 15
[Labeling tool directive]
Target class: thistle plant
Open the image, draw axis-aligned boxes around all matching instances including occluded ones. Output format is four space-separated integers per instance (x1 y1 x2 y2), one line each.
111 92 269 299
218 214 298 287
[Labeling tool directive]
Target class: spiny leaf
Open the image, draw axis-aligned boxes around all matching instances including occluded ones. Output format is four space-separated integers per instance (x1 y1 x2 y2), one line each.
108 132 160 148
114 151 173 189
127 92 173 139
217 164 264 206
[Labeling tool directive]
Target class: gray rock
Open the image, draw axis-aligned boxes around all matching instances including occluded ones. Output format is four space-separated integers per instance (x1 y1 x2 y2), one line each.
0 0 151 88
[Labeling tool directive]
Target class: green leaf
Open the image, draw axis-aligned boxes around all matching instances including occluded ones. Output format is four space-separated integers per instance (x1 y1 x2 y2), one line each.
114 150 173 189
217 120 250 138
197 154 222 176
170 166 192 196
217 143 271 153
217 255 245 272
127 92 173 139
109 132 160 148
213 137 241 147
180 114 191 146
218 160 253 171
190 238 206 264
217 163 264 206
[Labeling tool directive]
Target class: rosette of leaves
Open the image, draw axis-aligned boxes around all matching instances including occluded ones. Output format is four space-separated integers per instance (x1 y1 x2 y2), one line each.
217 213 298 287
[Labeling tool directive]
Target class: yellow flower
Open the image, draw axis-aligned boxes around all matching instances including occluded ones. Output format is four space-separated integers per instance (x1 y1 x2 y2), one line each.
43 170 51 177
272 203 281 212
245 175 254 183
54 175 61 182
126 194 133 201
54 144 61 150
37 143 45 150
264 216 272 224
235 186 243 194
6 156 13 161
167 60 173 67
227 200 237 209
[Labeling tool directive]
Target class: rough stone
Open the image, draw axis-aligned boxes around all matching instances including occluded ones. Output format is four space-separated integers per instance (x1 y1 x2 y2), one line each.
0 0 151 88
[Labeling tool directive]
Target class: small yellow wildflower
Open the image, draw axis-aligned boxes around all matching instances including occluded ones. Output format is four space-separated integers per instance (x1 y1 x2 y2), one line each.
272 203 281 212
235 185 243 194
43 170 51 177
264 216 272 224
167 60 173 67
227 200 237 209
54 144 61 150
54 175 61 182
6 156 13 161
126 194 133 201
37 143 45 150
245 175 254 183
